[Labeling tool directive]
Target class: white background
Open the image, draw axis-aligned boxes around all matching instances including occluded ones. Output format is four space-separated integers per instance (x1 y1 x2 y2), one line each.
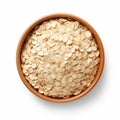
0 0 120 120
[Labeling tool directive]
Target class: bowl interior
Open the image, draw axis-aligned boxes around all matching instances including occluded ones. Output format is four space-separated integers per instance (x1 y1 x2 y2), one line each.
16 13 104 103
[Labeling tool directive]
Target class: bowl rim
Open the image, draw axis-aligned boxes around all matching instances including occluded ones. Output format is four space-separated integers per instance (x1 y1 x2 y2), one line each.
16 13 104 103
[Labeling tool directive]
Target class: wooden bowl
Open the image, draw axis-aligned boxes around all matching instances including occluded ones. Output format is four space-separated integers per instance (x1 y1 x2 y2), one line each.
16 13 104 103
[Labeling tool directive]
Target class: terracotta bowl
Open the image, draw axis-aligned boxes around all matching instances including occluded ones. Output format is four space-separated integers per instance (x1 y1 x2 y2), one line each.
16 13 104 103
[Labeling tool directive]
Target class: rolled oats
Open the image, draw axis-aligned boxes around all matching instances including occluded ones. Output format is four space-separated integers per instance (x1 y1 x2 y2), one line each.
21 18 100 98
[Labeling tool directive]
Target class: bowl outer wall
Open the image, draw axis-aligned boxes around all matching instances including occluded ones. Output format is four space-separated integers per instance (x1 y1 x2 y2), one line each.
16 13 104 103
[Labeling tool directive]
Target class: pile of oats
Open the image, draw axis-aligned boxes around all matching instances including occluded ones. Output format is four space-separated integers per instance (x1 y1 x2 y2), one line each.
21 18 100 98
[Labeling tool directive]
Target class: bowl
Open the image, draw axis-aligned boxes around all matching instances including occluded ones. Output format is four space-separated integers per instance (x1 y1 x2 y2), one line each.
16 13 104 103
